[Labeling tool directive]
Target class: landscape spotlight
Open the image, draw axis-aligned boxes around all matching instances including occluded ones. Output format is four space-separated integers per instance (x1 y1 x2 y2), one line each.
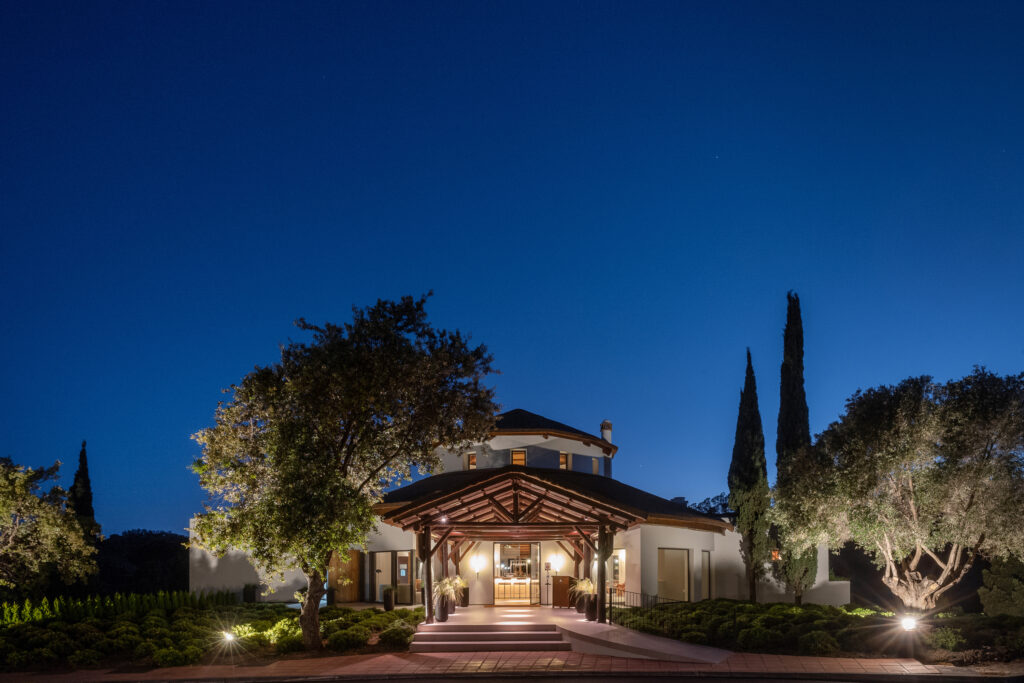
900 616 918 631
223 631 235 641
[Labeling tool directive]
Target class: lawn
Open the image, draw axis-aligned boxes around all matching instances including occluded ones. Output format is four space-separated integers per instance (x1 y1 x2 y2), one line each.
0 591 424 673
610 599 1024 664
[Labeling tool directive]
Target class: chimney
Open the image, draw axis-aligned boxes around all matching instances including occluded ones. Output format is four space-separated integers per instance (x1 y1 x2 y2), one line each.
600 419 612 443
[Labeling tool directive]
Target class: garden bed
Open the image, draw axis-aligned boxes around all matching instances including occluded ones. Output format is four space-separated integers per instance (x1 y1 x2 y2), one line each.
610 599 1024 664
0 591 424 673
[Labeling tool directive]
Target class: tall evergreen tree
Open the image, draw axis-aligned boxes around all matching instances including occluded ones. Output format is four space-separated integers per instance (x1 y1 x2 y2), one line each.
728 349 771 602
772 292 818 604
69 441 99 542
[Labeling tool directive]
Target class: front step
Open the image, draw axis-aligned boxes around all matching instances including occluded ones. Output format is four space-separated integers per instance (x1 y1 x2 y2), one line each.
410 640 571 652
415 630 563 642
420 622 557 632
411 621 570 652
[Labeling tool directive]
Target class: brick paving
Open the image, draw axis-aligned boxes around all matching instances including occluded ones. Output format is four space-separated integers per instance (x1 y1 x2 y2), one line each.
2 650 974 682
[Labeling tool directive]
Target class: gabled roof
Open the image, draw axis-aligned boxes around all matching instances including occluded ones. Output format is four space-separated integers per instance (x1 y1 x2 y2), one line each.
493 409 616 455
377 465 731 536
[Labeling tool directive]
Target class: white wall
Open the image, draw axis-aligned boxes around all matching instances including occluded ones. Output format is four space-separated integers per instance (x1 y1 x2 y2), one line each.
188 521 306 601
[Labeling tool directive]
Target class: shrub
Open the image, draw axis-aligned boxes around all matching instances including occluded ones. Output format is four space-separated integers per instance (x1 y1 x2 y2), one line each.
68 648 103 667
133 640 157 659
327 625 371 651
378 620 416 648
678 630 709 646
799 630 839 656
737 626 774 650
927 627 966 651
29 647 58 665
275 634 305 653
265 617 300 643
152 648 188 667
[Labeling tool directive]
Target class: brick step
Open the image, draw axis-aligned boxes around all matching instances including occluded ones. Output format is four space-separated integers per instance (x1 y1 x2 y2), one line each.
409 640 572 653
419 622 556 633
414 630 564 642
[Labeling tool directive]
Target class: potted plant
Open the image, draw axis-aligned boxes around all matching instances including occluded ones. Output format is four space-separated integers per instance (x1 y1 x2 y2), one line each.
456 575 469 607
433 577 457 622
383 585 395 611
569 578 595 616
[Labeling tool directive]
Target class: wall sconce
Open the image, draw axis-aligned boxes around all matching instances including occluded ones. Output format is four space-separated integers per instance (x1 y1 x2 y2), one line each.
470 554 486 578
771 549 781 562
548 554 564 574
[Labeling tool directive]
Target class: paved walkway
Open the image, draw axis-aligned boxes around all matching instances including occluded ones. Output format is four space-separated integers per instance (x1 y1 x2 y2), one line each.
1 651 987 682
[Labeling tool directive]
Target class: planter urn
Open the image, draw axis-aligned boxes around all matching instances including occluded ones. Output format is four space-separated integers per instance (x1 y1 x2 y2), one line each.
585 594 598 621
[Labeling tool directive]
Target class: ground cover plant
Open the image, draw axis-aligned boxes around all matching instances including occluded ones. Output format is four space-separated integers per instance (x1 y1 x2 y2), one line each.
0 591 424 673
609 599 1024 663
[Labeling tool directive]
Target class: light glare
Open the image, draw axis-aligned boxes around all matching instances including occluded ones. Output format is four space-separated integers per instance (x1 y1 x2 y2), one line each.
900 617 917 631
223 631 235 641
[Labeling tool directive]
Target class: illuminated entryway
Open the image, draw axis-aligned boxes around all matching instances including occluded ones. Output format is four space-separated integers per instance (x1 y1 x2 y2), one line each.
493 542 540 604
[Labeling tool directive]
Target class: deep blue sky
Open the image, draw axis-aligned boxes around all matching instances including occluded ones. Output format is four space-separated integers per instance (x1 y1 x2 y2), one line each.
2 1 1022 535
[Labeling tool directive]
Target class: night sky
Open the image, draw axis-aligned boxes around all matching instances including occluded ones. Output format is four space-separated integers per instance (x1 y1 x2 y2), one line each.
2 1 1022 535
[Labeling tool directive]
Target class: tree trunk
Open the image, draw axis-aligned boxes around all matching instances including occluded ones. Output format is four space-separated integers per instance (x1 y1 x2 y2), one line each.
299 569 326 651
793 589 803 606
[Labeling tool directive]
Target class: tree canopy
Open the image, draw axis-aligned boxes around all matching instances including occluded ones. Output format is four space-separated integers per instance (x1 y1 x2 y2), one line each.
191 294 498 649
784 368 1024 610
0 457 97 593
727 349 771 601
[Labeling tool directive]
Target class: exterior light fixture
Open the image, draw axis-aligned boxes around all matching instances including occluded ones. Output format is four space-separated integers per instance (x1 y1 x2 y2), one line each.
771 549 781 562
223 631 235 642
439 515 448 524
900 616 918 631
548 554 564 574
470 554 486 578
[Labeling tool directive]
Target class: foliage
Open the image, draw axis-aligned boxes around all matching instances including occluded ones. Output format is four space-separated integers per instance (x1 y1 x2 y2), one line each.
97 530 188 595
0 457 97 591
0 590 235 626
979 556 1024 616
926 627 966 651
191 294 498 649
68 441 100 544
326 624 371 651
693 492 732 516
0 600 418 672
608 598 1024 662
433 576 459 601
570 578 596 597
771 292 819 603
378 619 416 647
780 369 1024 610
727 349 771 601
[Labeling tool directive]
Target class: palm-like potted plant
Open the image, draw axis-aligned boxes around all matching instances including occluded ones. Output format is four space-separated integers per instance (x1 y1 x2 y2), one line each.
433 577 458 622
569 578 596 618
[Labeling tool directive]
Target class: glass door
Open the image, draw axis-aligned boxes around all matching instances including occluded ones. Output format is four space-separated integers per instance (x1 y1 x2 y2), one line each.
493 542 540 605
371 551 393 603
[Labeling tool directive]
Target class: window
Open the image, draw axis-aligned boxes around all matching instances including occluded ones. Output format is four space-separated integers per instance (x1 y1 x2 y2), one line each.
467 453 476 470
592 458 600 475
559 452 568 469
511 449 526 466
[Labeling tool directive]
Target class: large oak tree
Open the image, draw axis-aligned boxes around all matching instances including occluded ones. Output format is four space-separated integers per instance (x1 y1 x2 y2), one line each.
192 295 498 649
787 369 1024 611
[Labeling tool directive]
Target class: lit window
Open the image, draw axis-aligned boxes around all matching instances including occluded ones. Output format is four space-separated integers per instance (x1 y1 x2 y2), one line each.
468 453 476 470
592 458 599 475
559 452 568 470
511 449 526 466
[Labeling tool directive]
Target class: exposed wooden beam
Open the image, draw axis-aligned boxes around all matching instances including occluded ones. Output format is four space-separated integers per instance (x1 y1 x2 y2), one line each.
484 493 514 523
574 527 597 552
428 528 453 558
517 494 546 522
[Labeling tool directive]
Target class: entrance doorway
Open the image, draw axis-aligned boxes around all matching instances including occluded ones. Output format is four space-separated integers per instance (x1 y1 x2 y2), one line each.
493 542 540 605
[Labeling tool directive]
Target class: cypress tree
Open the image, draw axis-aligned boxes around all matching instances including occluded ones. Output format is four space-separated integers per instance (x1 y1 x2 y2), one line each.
727 349 771 602
773 291 818 604
69 440 100 543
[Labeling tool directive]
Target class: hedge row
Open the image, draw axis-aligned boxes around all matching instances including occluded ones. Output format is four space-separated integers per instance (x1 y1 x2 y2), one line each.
1 590 236 626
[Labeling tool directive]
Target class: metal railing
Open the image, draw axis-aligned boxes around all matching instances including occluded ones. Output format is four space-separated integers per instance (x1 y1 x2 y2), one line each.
607 589 682 633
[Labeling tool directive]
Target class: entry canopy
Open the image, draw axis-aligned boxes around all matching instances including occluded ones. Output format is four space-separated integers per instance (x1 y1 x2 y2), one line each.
376 465 730 541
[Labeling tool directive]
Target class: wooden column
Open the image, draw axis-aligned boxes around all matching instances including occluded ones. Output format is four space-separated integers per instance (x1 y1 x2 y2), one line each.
417 525 433 624
583 541 593 580
440 539 450 578
596 525 613 623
